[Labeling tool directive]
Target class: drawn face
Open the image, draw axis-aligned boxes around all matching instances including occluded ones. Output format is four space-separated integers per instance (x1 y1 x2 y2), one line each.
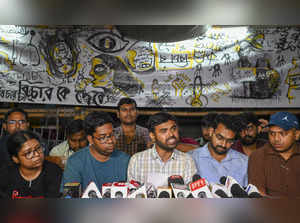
88 123 116 157
89 57 111 87
13 138 44 170
268 125 297 153
68 130 88 152
4 112 29 135
150 120 180 152
117 103 137 125
53 41 75 75
239 123 258 146
210 123 235 155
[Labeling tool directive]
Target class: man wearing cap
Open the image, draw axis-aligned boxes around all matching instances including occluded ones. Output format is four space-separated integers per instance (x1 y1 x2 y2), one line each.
248 111 300 197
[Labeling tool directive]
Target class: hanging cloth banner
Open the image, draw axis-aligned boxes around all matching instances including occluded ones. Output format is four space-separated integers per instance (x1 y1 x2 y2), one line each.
0 25 299 108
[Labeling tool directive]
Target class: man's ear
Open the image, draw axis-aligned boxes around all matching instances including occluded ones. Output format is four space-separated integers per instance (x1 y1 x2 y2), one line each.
117 111 120 119
12 156 19 164
295 130 300 141
2 122 7 131
87 135 93 145
25 121 30 130
149 132 155 143
208 127 214 137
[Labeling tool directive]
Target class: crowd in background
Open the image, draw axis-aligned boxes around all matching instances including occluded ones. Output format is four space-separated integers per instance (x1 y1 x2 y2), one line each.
0 98 299 198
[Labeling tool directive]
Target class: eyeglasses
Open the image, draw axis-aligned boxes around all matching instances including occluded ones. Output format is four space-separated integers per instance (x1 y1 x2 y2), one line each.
93 133 115 143
7 120 27 125
22 147 43 160
214 131 235 145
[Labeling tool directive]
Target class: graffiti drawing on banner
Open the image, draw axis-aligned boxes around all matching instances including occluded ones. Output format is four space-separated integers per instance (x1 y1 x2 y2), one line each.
19 30 40 67
285 58 300 103
87 31 129 53
39 30 81 80
125 42 154 73
185 64 208 107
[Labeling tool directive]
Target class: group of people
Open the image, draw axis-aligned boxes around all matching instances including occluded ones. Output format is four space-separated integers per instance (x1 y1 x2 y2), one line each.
0 97 299 198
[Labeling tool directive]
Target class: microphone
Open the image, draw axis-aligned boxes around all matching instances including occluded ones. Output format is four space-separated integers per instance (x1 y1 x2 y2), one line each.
128 184 147 198
189 177 213 198
192 174 202 182
220 176 248 198
209 183 231 198
146 183 157 198
81 182 102 198
168 175 184 186
245 184 263 198
102 183 113 198
170 183 190 198
157 186 172 198
111 182 129 198
63 182 82 198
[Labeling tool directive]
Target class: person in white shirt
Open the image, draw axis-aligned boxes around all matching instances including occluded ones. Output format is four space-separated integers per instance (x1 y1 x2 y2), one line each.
50 119 88 159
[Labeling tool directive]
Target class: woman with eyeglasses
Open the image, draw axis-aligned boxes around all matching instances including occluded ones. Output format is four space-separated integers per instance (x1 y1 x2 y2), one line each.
0 130 62 198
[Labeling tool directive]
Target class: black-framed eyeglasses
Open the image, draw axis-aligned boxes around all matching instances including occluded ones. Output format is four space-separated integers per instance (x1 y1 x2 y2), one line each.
22 147 43 160
93 133 115 143
214 131 235 145
7 120 27 125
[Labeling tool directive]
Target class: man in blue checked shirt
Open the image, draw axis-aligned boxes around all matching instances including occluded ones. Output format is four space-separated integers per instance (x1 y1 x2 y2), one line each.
190 113 248 187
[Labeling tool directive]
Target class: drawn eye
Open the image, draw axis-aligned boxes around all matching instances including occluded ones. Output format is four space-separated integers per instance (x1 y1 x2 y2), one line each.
87 32 129 53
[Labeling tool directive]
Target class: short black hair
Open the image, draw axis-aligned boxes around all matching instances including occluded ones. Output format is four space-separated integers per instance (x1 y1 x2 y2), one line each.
239 112 260 127
147 112 177 133
4 108 28 122
67 119 85 136
117 97 137 110
211 113 240 134
7 130 41 157
200 113 217 128
84 111 114 136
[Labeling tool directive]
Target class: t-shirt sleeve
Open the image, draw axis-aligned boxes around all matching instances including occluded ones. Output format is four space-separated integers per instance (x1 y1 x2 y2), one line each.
60 156 82 192
248 151 266 194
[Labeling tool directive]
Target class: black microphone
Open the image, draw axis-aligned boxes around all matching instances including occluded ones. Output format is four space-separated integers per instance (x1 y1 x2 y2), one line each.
220 176 248 198
168 175 184 186
158 190 171 198
192 174 202 182
245 184 263 198
215 190 230 198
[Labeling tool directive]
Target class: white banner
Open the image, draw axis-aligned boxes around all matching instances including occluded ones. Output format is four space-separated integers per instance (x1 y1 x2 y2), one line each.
0 25 300 108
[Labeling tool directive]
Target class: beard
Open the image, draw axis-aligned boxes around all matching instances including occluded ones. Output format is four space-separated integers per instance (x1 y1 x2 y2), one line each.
155 136 178 152
240 135 257 146
210 142 229 155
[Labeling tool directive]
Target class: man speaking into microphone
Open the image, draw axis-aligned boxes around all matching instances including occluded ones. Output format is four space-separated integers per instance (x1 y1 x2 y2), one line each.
61 111 130 193
127 112 197 186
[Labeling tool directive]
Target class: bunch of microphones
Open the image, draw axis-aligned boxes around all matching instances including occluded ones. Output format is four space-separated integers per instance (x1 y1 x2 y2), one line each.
62 174 263 198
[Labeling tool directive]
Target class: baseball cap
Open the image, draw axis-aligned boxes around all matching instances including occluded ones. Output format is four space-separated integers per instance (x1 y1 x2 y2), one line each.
268 112 299 131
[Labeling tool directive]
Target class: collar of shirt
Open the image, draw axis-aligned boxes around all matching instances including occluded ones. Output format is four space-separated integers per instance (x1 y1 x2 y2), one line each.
197 143 242 162
150 144 179 161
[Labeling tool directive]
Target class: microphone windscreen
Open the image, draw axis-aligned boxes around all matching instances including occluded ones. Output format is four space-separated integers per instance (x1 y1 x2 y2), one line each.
158 191 171 198
220 176 226 185
215 189 230 198
248 192 263 198
192 174 202 182
168 175 184 186
231 184 249 198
